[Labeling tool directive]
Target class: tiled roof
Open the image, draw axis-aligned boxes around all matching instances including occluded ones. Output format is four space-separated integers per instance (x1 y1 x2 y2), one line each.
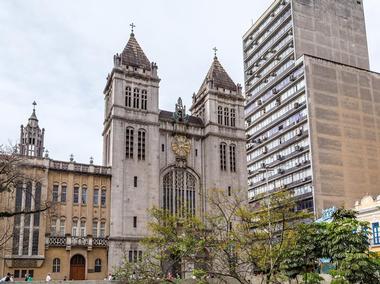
199 57 237 92
121 33 151 71
159 110 203 126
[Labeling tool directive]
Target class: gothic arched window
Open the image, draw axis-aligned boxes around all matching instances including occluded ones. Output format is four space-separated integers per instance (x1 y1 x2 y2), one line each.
230 108 236 127
224 107 230 126
141 90 147 110
95 258 102 272
81 185 87 205
162 169 197 216
218 106 223 124
126 127 134 159
229 144 236 172
125 86 132 107
220 143 227 171
133 88 140 109
137 129 146 161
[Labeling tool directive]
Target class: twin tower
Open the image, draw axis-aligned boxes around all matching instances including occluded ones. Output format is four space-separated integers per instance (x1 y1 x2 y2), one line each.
102 31 247 270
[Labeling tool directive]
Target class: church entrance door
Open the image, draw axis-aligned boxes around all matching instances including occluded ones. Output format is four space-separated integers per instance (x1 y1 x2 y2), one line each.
70 254 86 280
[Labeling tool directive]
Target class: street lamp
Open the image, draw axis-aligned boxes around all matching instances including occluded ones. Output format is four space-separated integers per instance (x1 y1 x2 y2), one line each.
257 166 276 274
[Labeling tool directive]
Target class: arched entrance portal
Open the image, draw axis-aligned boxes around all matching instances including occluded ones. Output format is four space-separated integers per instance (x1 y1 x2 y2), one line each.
70 254 86 280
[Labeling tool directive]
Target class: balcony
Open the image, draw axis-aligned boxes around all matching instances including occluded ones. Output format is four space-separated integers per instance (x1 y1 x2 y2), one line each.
46 235 108 251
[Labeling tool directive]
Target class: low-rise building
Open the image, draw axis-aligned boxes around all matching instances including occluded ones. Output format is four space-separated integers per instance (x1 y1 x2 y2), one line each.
354 195 380 255
0 106 111 280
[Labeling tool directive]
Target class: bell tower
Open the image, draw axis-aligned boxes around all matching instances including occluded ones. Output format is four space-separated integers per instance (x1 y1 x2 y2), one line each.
102 26 161 270
19 101 45 157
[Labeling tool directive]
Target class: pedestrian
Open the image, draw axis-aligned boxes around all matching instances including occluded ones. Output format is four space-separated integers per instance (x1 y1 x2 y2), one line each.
27 275 32 282
107 273 113 281
45 273 51 282
24 273 29 282
0 273 11 282
63 276 67 281
9 275 14 282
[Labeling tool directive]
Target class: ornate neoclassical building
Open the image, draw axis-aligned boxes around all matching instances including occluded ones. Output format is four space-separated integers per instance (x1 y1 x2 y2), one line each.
102 31 247 270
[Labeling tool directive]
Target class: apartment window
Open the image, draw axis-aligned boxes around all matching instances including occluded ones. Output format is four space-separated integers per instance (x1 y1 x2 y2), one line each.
95 259 102 272
51 218 57 236
100 222 106 238
229 144 236 172
230 108 236 127
81 186 87 205
373 222 380 245
133 88 140 108
218 106 223 124
92 220 98 237
14 270 20 278
134 176 138 187
141 90 147 110
80 220 86 237
126 127 134 159
52 258 60 273
133 216 137 228
125 86 132 107
72 220 78 237
93 188 99 206
61 184 67 203
224 107 230 126
220 143 227 171
101 189 106 207
73 186 79 204
138 129 146 160
59 219 65 236
52 184 59 202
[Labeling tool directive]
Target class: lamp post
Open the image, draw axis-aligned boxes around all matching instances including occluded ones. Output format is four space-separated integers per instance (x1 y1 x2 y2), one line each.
257 166 276 274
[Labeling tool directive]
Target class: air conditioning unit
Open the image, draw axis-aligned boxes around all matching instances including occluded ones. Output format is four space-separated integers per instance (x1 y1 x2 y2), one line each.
263 146 268 154
281 0 286 5
275 98 281 106
246 134 251 139
294 102 300 109
303 160 309 165
249 181 254 186
295 145 301 151
254 62 260 67
270 72 277 77
257 138 262 144
260 163 266 169
290 74 296 81
257 99 263 106
264 78 269 83
261 177 266 182
289 42 294 48
247 70 253 76
263 136 268 141
277 168 284 174
272 88 279 94
277 154 283 161
248 170 253 175
296 128 303 136
288 30 293 36
296 162 301 167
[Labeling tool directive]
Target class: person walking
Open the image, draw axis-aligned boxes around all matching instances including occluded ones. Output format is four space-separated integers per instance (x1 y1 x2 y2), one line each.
45 273 51 282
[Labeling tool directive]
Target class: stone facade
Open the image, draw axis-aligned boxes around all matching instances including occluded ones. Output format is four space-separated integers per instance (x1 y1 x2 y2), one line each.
0 109 112 281
103 34 247 271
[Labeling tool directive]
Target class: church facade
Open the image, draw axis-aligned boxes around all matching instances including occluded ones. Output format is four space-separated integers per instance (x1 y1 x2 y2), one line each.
102 32 247 270
0 31 247 279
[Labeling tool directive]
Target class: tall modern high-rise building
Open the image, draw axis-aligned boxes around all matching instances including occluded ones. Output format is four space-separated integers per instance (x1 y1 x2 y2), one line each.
243 0 380 216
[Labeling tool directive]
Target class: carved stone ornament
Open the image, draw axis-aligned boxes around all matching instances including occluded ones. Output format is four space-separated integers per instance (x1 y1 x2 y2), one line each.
171 135 191 158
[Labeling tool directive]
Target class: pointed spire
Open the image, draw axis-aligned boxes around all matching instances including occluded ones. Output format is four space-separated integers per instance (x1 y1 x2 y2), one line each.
197 53 237 94
29 101 38 123
120 29 151 71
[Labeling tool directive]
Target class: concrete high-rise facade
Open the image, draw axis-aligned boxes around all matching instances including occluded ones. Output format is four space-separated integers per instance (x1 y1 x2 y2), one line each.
243 0 380 215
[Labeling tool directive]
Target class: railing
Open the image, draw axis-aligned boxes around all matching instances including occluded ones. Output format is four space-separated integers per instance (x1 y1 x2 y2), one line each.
46 236 108 249
48 236 66 246
49 160 111 175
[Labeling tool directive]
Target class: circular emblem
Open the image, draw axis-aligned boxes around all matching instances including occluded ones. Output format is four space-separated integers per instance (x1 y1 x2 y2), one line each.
171 135 191 158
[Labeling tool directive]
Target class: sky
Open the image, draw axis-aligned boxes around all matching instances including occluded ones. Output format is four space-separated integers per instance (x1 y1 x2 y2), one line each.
0 0 379 165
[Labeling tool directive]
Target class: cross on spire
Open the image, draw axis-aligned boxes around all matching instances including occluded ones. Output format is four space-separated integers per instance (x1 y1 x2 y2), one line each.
130 23 136 35
32 101 37 111
213 47 218 59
